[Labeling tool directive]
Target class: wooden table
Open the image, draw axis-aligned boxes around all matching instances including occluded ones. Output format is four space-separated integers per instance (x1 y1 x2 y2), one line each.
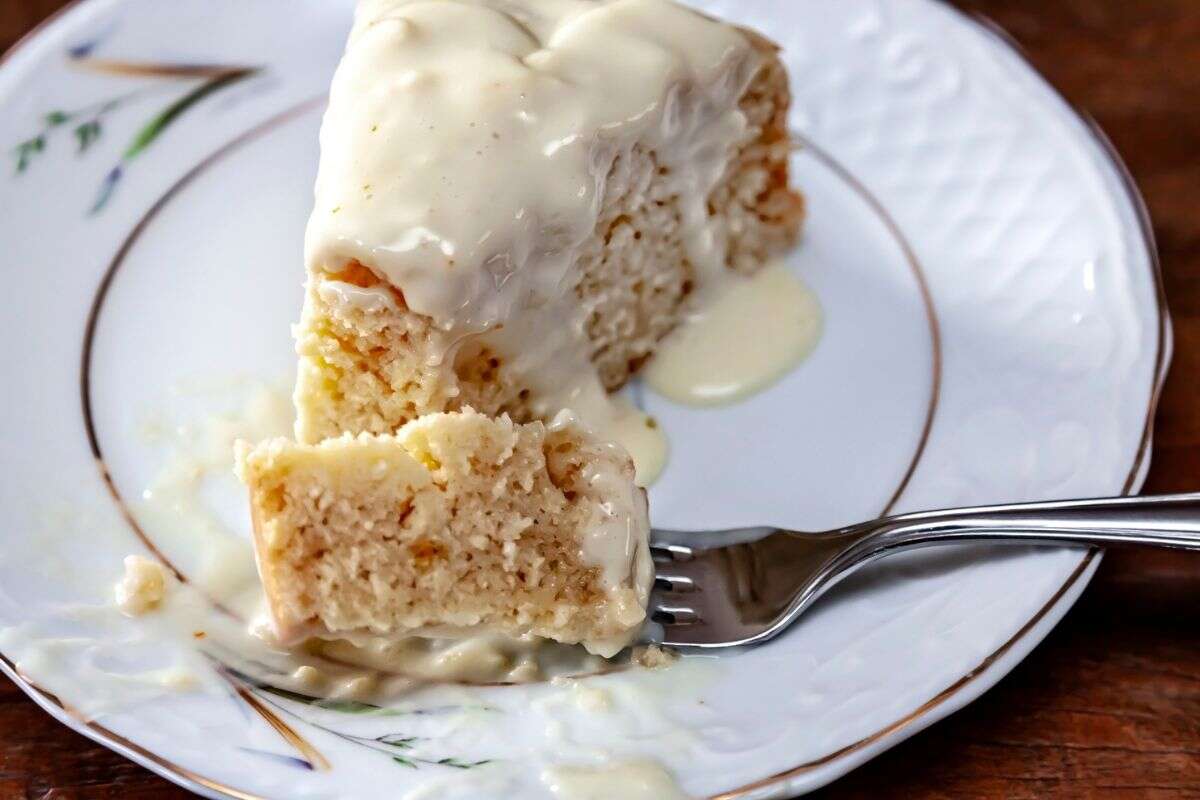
2 2 1198 797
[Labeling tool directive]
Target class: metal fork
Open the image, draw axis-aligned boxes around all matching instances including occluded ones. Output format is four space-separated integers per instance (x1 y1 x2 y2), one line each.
648 492 1200 649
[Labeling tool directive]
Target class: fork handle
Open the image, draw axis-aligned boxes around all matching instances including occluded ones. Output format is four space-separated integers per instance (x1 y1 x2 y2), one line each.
851 492 1200 554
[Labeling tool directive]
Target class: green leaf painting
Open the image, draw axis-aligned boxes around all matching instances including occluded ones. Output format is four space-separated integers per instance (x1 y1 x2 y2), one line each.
11 54 259 214
217 662 498 774
74 121 102 152
121 69 253 161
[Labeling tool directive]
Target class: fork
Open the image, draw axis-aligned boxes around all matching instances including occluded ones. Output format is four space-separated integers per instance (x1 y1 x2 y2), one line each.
648 492 1200 649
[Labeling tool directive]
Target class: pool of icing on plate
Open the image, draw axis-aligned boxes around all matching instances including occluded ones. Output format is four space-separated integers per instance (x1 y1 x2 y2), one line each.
609 257 823 482
542 759 688 800
645 259 823 407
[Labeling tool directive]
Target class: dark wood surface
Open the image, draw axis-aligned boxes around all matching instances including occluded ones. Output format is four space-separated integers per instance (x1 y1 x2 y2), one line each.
3 1 1199 798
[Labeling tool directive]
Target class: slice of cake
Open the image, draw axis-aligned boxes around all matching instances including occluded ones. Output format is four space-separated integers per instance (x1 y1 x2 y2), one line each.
236 409 651 657
246 0 803 657
295 0 803 447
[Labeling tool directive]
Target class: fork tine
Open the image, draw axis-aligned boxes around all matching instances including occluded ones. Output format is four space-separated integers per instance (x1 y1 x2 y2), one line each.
650 584 743 646
650 605 700 625
647 543 760 647
653 573 697 593
650 551 709 598
649 542 695 562
646 524 856 649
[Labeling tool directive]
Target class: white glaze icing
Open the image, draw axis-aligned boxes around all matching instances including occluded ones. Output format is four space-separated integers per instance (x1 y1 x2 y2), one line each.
306 0 764 490
645 260 822 406
609 398 668 487
308 631 606 686
542 759 689 799
550 675 614 712
546 409 652 656
307 0 755 324
316 278 399 313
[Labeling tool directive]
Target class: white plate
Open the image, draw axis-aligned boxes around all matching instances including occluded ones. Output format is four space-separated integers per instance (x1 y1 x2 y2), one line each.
0 1 1168 798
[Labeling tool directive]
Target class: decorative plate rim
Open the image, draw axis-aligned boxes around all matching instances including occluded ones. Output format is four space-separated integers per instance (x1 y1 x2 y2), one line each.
0 1 1172 799
711 4 1173 796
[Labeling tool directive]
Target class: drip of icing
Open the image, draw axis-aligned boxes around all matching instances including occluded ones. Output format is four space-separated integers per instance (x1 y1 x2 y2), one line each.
542 759 690 800
645 261 822 406
545 410 652 657
610 399 668 487
550 676 614 712
307 632 607 686
316 279 399 313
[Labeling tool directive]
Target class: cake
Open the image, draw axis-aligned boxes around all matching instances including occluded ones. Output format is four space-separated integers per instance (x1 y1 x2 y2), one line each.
294 0 803 447
115 555 169 616
237 409 651 657
244 0 803 656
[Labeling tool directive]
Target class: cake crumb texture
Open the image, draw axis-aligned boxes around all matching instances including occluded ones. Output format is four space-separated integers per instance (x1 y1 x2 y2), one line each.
115 555 168 616
238 410 649 656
